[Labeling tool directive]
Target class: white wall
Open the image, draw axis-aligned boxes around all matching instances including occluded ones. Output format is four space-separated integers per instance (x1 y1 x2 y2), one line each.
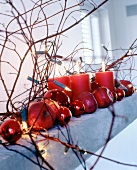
101 0 137 85
1 0 137 112
0 1 83 112
106 0 137 57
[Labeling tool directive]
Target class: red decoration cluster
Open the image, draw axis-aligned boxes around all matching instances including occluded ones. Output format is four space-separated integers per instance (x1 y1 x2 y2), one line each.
27 79 134 131
0 80 134 140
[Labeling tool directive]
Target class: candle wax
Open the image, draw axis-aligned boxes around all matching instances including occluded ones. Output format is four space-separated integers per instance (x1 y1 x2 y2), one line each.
70 73 91 101
95 71 115 91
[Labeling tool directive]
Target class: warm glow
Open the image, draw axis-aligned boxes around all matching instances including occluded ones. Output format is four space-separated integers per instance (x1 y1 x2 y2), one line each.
64 86 72 91
22 121 28 130
38 144 48 158
102 61 105 72
31 50 35 55
55 63 60 77
76 61 80 74
84 150 87 155
64 146 69 154
128 49 132 54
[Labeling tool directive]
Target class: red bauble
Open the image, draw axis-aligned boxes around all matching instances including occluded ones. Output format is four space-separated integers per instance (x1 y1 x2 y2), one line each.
28 101 57 130
44 89 70 107
91 81 101 93
115 88 125 101
93 87 114 108
57 106 72 126
111 91 118 103
77 92 98 113
120 80 134 97
70 100 85 117
0 119 22 143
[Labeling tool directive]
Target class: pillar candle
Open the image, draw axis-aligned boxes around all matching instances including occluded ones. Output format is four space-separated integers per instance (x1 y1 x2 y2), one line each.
95 71 115 91
48 76 72 100
70 73 91 101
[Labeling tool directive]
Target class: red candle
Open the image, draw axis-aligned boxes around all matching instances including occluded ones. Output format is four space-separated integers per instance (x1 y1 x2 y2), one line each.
95 62 115 91
70 73 91 101
48 76 72 100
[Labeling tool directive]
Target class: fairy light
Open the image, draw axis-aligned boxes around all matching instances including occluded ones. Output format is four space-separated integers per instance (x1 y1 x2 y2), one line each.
101 44 108 51
26 76 39 84
79 147 87 155
53 80 71 91
37 143 48 157
22 121 28 131
20 106 28 131
128 49 132 54
64 146 69 154
36 51 45 55
50 59 62 65
83 150 87 155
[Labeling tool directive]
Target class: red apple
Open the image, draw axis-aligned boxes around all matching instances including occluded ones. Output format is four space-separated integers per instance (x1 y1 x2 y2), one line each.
0 119 22 143
28 101 57 130
120 80 134 97
115 88 125 101
77 92 98 113
70 100 85 117
44 99 60 117
57 106 72 127
91 81 101 93
44 89 70 107
93 87 114 108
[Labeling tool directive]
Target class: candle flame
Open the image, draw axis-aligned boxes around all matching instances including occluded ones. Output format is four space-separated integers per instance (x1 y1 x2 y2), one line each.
76 61 80 74
55 64 60 76
102 61 105 72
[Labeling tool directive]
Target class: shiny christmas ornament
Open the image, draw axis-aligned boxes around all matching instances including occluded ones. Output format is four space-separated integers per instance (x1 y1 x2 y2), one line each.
115 88 125 101
93 87 113 108
44 89 70 107
0 119 22 143
111 91 118 103
70 100 85 117
120 80 134 97
77 92 98 113
57 106 72 126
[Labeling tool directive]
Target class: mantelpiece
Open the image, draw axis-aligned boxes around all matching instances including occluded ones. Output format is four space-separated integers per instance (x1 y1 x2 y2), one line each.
0 93 137 170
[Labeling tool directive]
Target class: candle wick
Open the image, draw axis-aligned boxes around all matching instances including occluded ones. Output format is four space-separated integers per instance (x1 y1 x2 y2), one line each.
102 61 105 72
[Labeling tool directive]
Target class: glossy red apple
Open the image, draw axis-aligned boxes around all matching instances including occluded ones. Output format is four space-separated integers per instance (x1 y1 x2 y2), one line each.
28 101 57 130
93 87 114 108
120 80 134 97
70 100 85 117
115 88 125 101
0 119 22 143
57 106 72 127
77 92 98 113
44 89 70 107
91 81 101 93
44 99 60 116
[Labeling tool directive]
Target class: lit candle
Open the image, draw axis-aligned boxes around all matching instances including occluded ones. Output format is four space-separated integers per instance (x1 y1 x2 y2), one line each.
70 73 91 101
70 62 91 101
95 61 115 91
